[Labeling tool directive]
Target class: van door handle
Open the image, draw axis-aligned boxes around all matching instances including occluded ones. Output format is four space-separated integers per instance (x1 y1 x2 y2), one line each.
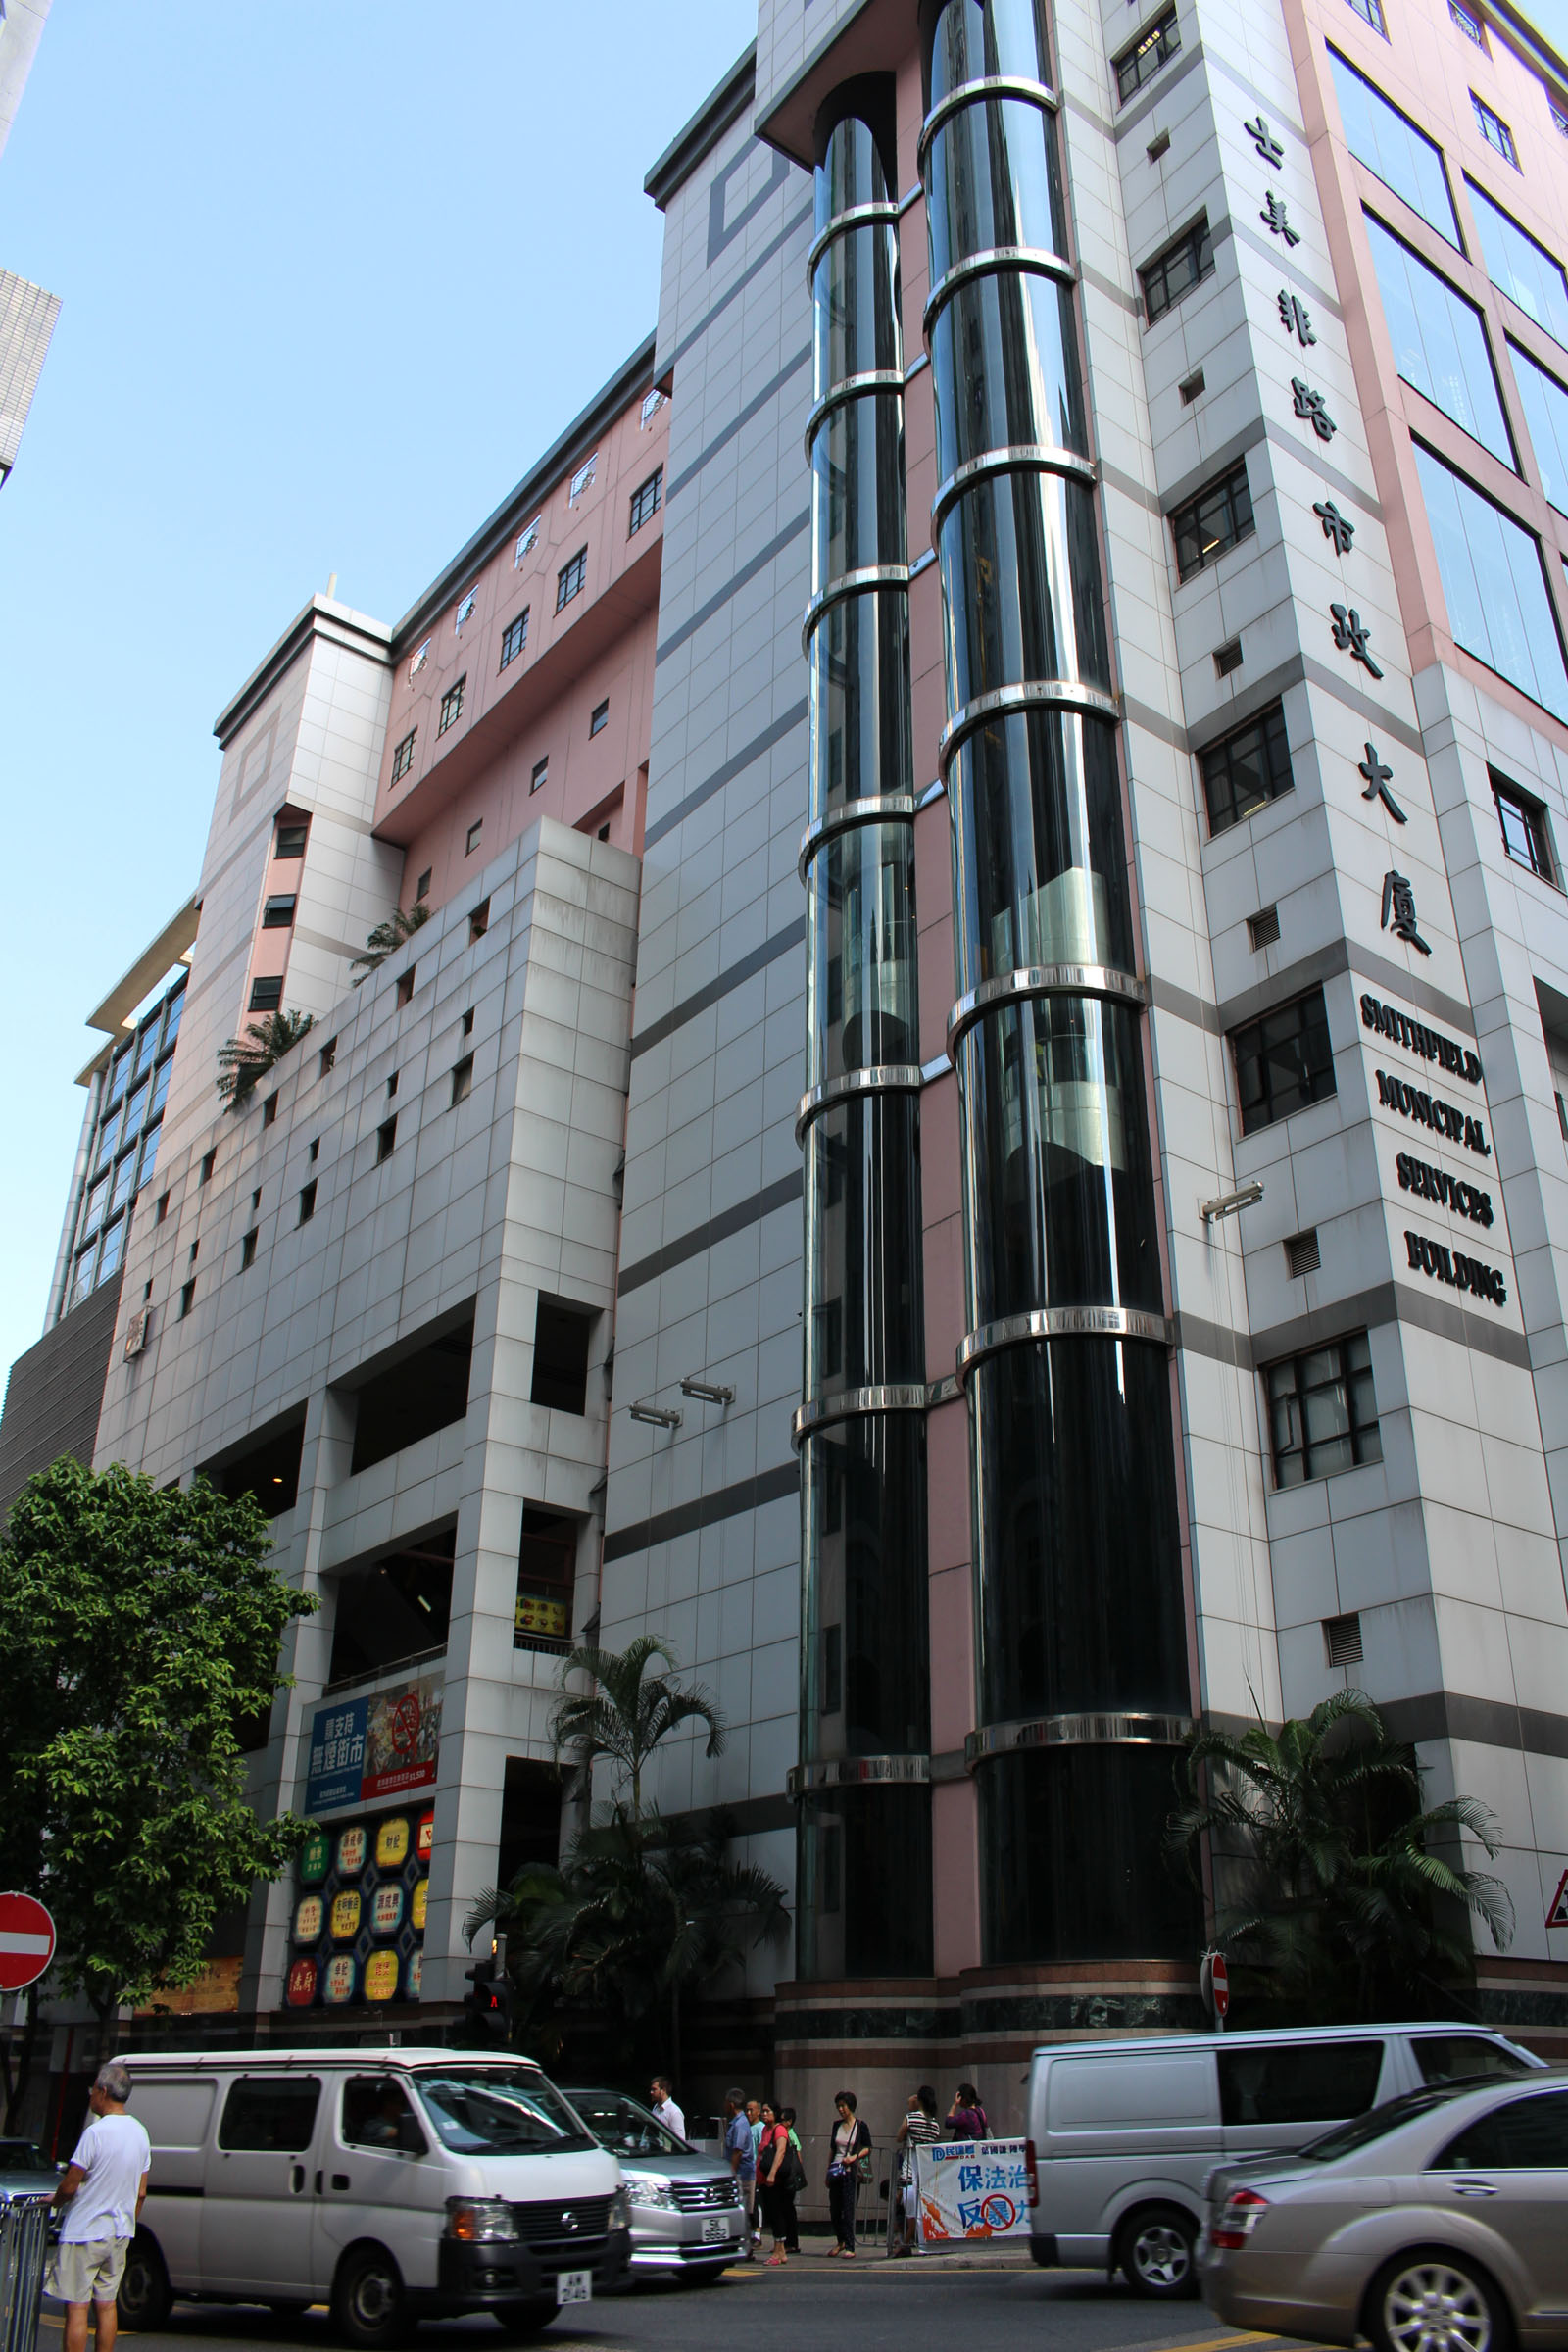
1449 2178 1497 2197
290 2166 306 2195
332 2175 350 2192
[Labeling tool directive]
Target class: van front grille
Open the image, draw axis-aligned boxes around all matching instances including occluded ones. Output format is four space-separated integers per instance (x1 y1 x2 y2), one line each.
671 2179 741 2211
507 2195 612 2245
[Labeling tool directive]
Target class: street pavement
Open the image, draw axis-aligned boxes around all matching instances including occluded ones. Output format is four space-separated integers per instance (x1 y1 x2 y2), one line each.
39 2256 1314 2352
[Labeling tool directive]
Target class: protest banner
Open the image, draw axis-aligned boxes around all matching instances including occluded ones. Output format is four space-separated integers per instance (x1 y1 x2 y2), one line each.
912 2139 1032 2242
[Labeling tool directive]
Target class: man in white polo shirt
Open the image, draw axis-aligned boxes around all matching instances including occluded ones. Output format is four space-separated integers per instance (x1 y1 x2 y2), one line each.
49 2061 151 2352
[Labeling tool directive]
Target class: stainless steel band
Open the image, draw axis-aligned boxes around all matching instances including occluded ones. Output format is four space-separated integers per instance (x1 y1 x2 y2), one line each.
963 1713 1193 1767
798 792 919 882
947 962 1148 1057
956 1306 1173 1386
796 1064 924 1143
805 369 907 460
788 1753 931 1796
931 442 1097 534
917 74 1059 169
802 563 912 656
924 244 1076 339
792 1384 930 1446
805 200 902 289
939 678 1121 777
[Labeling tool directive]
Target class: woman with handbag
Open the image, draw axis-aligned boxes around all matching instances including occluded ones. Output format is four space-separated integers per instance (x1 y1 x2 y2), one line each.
778 2107 804 2252
893 2085 941 2255
759 2101 792 2265
825 2089 871 2257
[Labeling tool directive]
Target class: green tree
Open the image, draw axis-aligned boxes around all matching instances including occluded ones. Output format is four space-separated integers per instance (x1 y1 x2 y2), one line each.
215 1007 316 1109
0 1459 316 2101
351 899 429 985
1169 1690 1514 2021
549 1635 724 1816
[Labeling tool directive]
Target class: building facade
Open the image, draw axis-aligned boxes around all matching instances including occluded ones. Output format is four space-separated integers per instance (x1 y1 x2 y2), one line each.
8 0 1568 2146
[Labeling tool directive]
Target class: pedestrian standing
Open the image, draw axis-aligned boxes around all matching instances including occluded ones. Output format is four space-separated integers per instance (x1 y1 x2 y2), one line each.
722 2088 757 2257
947 2082 988 2140
824 2088 870 2258
893 2084 941 2255
745 2098 765 2247
759 2101 793 2265
48 2062 152 2352
779 2105 804 2253
649 2076 685 2140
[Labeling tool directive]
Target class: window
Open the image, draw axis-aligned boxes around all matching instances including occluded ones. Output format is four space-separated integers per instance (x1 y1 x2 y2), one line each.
1324 1607 1362 1663
377 1117 397 1162
1509 342 1568 513
1413 443 1568 720
251 1188 262 1210
318 1038 337 1077
308 1137 318 1161
298 1181 317 1225
500 608 529 669
454 589 476 632
249 976 282 1013
1493 772 1556 879
1364 214 1513 463
438 676 466 735
468 899 489 942
462 1008 474 1036
568 453 597 503
641 386 667 427
1232 987 1336 1131
589 698 610 737
387 1071 399 1097
1450 0 1486 40
1214 635 1244 676
347 1313 473 1475
1436 2091 1568 2169
466 819 483 856
451 1055 474 1106
200 1149 217 1185
1413 2034 1534 2084
1346 0 1388 35
1178 368 1206 402
1472 92 1518 165
1116 7 1180 102
262 1094 278 1128
408 638 431 681
240 1229 258 1270
396 968 415 1006
1140 217 1214 322
628 467 662 534
262 894 297 929
531 757 549 794
1467 180 1568 344
1200 701 1294 835
1265 1331 1382 1485
219 2077 321 2153
515 516 540 564
556 548 587 611
1329 52 1460 245
274 821 309 858
156 1192 170 1225
1171 461 1254 580
391 729 416 783
530 1298 593 1414
1286 1227 1322 1277
342 2080 426 2157
179 1279 196 1319
1219 2041 1385 2126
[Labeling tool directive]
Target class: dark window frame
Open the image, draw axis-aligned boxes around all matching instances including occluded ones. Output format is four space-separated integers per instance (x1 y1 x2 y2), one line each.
1115 6 1181 103
1472 90 1519 164
1199 701 1295 836
1231 986 1337 1133
261 894 297 929
390 729 416 783
1347 0 1389 36
589 698 610 737
556 547 588 612
249 976 283 1014
1140 217 1215 323
1265 1329 1383 1487
628 467 663 535
438 676 466 736
1171 460 1255 580
1492 770 1557 880
500 609 529 670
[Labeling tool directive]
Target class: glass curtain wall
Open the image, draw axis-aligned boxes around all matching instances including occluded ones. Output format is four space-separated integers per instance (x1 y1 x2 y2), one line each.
921 0 1194 1963
796 86 932 1980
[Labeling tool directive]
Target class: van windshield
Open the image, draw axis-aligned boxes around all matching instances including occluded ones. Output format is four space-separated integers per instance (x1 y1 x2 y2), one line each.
409 2069 596 2157
1296 2085 1463 2162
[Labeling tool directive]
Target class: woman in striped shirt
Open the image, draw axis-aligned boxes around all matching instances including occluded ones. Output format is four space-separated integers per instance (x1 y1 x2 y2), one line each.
892 2086 941 2255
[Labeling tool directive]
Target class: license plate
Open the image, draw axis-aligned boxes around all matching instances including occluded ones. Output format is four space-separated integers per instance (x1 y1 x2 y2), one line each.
701 2217 731 2242
556 2270 592 2306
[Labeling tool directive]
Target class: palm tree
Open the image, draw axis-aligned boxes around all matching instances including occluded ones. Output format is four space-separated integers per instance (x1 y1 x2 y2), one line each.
351 899 429 984
1169 1690 1514 2020
551 1635 724 1816
214 1009 316 1109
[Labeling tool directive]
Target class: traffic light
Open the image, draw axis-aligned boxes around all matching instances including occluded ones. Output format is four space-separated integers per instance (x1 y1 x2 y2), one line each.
463 1955 513 2038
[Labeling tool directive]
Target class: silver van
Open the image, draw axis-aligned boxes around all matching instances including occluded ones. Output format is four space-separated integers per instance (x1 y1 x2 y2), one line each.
116 2049 630 2346
1025 2022 1541 2300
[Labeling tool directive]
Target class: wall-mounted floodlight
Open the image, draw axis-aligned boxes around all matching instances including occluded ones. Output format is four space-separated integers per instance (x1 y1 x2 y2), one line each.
680 1376 735 1404
630 1401 682 1429
1200 1180 1265 1223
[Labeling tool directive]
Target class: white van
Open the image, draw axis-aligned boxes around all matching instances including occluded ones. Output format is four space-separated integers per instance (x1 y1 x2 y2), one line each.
1024 2021 1542 2300
116 2049 629 2346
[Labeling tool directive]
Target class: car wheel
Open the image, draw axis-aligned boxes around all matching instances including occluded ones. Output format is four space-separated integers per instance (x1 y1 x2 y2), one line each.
1369 2253 1511 2352
1118 2205 1199 2298
117 2233 173 2331
332 2247 413 2349
493 2306 557 2340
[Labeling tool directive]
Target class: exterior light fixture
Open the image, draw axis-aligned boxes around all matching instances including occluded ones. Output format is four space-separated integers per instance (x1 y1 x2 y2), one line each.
679 1376 734 1404
629 1401 682 1429
1200 1181 1265 1223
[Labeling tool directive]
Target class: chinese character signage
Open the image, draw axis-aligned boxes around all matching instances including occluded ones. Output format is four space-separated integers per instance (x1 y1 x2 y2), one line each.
305 1675 443 1814
284 1801 434 2013
912 2140 1032 2242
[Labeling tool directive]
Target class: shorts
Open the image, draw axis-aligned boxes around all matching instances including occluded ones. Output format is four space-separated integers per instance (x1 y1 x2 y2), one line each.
50 2239 129 2306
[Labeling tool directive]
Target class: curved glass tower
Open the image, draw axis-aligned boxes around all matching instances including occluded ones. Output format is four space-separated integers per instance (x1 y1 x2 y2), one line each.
921 0 1195 1963
793 85 933 1981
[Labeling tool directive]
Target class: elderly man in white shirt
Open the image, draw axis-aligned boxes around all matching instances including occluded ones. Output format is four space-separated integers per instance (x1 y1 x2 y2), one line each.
49 2061 152 2352
648 2076 686 2140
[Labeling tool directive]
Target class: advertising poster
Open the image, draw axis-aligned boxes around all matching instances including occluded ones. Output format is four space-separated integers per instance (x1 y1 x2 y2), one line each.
284 1804 433 2013
913 2141 1032 2242
306 1677 443 1814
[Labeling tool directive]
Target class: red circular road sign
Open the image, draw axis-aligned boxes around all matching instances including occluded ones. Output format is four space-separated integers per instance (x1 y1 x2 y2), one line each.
1210 1952 1230 2018
0 1892 56 1993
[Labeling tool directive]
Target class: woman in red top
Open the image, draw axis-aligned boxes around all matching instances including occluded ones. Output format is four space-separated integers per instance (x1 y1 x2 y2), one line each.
758 2101 793 2265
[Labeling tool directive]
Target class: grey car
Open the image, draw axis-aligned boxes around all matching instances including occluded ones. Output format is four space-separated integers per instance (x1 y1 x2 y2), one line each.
563 2090 746 2282
1200 2068 1568 2352
0 2140 59 2200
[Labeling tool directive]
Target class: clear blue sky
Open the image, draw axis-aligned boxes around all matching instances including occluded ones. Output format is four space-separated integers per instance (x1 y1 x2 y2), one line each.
3 0 1568 1391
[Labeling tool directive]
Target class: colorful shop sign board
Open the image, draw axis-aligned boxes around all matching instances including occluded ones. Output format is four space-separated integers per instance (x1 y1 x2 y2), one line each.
305 1675 443 1814
283 1805 434 2011
913 2142 1032 2242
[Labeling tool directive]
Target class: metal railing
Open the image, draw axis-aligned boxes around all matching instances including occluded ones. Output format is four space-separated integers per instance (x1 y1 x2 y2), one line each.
0 2196 51 2352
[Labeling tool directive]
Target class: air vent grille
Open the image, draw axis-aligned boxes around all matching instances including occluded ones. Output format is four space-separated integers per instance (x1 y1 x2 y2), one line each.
1285 1228 1321 1277
1248 905 1281 950
1324 1611 1363 1667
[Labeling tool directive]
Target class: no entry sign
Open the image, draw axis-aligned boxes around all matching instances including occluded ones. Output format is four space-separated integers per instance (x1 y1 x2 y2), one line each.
0 1892 56 1993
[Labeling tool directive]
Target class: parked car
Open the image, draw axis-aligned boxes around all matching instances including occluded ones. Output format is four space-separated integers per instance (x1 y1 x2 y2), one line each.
562 2089 745 2283
1200 2068 1568 2350
1025 2022 1542 2298
0 2138 60 2199
117 2049 630 2346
